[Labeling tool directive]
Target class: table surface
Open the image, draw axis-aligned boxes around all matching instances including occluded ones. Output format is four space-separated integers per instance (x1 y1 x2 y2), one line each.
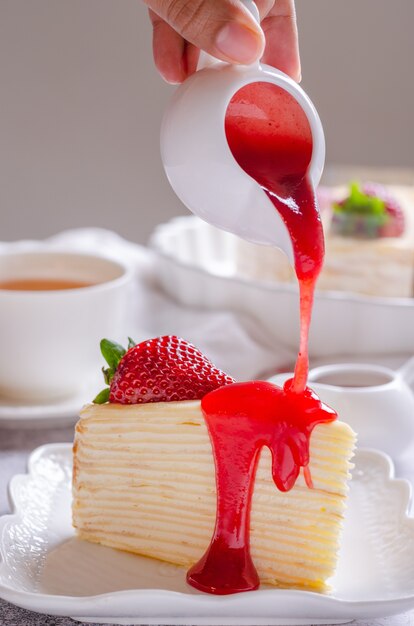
1 424 414 626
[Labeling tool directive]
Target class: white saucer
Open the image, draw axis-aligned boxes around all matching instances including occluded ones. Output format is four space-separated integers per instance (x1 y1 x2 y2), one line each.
0 444 413 624
0 378 101 428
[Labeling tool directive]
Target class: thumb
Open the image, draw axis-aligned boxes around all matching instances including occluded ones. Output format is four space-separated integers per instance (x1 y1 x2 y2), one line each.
143 0 265 65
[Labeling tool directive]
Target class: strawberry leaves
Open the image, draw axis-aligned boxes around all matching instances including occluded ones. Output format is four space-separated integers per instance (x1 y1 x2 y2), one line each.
331 181 399 238
93 387 110 404
333 181 387 217
101 339 126 372
93 338 131 404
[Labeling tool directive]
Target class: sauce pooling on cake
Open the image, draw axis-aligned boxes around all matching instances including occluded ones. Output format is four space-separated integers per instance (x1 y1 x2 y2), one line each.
188 380 336 594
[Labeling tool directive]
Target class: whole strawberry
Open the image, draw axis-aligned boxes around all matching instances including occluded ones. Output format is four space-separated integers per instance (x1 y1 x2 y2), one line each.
93 336 235 405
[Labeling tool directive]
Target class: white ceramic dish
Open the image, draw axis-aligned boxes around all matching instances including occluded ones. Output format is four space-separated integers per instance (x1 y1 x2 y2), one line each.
150 216 414 357
0 375 101 428
1 444 413 625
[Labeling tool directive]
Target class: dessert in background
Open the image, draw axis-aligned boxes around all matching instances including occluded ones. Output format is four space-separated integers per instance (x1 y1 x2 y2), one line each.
237 182 414 298
330 182 404 238
73 336 356 594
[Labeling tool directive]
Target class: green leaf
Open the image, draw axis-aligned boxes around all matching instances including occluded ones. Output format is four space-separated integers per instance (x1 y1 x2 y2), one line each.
93 388 110 404
333 181 387 216
100 339 126 371
102 366 115 385
128 337 136 349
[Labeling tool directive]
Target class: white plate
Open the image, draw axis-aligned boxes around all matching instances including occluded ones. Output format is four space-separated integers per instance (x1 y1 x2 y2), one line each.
0 377 101 428
150 217 414 358
0 444 413 625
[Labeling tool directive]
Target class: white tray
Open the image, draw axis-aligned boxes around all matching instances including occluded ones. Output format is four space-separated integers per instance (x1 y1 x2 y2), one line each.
150 217 414 357
0 444 413 624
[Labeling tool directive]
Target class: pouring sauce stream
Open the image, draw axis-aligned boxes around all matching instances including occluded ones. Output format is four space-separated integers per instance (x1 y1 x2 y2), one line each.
187 82 330 595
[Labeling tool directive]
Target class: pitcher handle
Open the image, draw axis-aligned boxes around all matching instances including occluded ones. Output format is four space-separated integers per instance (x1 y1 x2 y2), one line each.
397 356 414 387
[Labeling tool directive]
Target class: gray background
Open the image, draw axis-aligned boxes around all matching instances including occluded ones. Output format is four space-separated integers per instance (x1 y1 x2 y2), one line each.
1 2 414 623
0 0 413 244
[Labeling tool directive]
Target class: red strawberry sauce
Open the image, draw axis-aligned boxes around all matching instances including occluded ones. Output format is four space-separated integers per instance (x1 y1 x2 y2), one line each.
187 82 335 594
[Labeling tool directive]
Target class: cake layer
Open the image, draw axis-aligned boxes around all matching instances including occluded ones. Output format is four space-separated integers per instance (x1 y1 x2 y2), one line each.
73 401 355 592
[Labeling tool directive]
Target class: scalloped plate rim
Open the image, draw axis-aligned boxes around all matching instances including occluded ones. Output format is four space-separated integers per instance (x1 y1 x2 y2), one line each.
0 444 413 623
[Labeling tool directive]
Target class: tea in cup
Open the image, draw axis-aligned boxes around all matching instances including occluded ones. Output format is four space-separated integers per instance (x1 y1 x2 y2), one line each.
0 250 133 402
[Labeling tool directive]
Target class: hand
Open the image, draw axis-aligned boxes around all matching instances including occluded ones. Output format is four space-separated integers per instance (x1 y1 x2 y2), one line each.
144 0 300 84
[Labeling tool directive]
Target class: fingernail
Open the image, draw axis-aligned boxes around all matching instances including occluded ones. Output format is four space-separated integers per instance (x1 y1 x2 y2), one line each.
216 22 263 64
159 62 186 85
161 71 184 85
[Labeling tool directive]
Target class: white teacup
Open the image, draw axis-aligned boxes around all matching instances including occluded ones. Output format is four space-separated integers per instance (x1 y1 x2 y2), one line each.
0 251 132 402
269 358 414 460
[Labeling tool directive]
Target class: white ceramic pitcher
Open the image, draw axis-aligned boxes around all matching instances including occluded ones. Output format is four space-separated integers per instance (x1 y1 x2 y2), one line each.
160 1 325 263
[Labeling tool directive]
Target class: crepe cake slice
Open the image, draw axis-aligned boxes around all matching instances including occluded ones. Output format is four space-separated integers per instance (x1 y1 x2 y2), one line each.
72 336 356 592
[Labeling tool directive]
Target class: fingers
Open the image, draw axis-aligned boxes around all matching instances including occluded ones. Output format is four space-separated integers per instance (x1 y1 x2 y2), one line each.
148 0 301 84
254 0 277 20
145 0 265 65
261 0 301 81
149 10 187 83
149 10 200 83
183 42 201 77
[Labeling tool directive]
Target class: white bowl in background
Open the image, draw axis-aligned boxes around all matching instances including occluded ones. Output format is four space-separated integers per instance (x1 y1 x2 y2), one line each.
150 216 414 358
